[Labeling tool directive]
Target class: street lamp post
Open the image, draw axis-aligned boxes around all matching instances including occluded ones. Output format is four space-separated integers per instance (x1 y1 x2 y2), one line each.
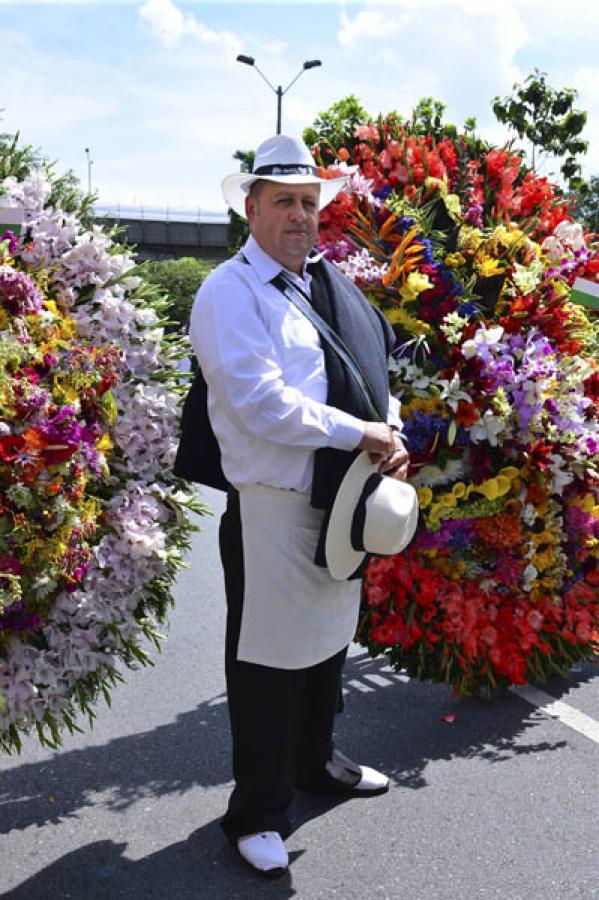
84 147 93 195
236 55 322 134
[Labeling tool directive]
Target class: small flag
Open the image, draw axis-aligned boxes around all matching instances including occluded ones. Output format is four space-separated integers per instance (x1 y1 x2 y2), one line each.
0 205 25 236
570 277 599 311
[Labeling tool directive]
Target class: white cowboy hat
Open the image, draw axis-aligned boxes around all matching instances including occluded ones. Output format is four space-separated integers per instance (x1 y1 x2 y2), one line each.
325 452 419 581
221 134 348 219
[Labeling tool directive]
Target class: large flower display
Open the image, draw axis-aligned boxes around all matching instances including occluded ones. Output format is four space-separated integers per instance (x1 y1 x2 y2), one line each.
0 141 202 753
313 117 599 695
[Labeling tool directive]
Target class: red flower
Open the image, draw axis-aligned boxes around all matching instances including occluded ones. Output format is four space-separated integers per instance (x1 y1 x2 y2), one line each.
583 372 599 405
524 439 555 473
0 434 25 462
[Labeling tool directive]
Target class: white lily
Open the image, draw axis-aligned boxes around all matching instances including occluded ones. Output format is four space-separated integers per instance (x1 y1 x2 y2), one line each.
434 373 472 411
469 409 506 446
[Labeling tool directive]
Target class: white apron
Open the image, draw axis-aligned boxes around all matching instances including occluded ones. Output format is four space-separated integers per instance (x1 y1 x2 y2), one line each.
236 484 362 670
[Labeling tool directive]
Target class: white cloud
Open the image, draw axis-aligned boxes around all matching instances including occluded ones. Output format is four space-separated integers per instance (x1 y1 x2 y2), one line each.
1 29 118 136
337 0 529 113
139 0 242 57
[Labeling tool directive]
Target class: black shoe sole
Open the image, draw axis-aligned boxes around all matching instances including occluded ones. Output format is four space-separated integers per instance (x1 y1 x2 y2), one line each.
295 780 390 798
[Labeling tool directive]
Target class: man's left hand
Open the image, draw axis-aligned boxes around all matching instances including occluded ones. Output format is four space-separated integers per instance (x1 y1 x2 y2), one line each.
379 433 410 481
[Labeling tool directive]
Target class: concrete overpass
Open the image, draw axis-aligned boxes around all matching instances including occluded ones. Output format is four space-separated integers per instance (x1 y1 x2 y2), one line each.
94 205 231 261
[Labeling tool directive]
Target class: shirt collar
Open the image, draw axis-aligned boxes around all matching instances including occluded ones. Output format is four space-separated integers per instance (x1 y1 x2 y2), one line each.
243 234 315 285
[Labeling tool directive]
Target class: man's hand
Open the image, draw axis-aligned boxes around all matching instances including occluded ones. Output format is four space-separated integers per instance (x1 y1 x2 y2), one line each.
358 423 410 481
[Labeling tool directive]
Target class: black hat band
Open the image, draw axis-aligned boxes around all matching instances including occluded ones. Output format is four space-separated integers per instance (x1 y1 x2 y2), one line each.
350 473 382 553
253 163 318 177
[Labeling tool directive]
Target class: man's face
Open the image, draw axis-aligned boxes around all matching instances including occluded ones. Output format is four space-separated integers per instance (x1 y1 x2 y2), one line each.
245 181 320 274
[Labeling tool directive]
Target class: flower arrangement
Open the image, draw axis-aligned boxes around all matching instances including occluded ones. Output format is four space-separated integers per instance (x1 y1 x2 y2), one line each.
0 138 203 753
316 121 598 695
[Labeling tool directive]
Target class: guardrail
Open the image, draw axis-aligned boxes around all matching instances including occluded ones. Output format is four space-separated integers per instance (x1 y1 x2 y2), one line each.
94 206 231 260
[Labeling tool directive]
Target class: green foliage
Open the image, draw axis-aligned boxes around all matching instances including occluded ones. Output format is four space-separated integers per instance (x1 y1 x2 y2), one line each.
302 95 370 153
229 208 249 253
410 98 456 141
492 70 588 188
570 175 599 233
0 132 43 182
227 149 256 251
233 149 255 174
143 257 215 332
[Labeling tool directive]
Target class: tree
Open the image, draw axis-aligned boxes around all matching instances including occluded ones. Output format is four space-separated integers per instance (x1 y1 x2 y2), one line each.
302 95 370 153
233 149 255 174
492 69 588 188
571 175 599 233
227 149 255 251
144 256 215 332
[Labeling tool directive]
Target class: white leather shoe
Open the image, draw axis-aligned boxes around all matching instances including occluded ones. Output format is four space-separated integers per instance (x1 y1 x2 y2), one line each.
237 831 288 876
355 765 390 793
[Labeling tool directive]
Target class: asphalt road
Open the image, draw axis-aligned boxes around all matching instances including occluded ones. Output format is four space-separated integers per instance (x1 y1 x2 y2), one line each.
1 487 598 900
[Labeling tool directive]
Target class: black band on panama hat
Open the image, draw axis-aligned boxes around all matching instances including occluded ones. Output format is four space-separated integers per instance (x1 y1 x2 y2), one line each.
221 134 348 219
325 452 420 581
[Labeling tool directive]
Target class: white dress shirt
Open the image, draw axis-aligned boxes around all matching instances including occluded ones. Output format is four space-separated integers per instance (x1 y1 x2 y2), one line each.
189 235 400 492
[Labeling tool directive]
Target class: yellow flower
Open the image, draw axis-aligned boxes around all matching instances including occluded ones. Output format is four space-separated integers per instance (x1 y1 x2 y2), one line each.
459 225 482 253
477 257 504 277
0 308 9 329
399 271 433 302
416 487 433 508
445 193 462 219
428 502 444 525
452 482 467 499
53 377 79 404
440 493 457 508
383 306 431 335
444 252 466 269
532 529 560 547
533 547 555 573
59 317 76 339
475 475 513 502
96 433 113 452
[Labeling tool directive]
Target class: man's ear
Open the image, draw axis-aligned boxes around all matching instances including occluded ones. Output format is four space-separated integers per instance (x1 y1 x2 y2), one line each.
245 193 254 223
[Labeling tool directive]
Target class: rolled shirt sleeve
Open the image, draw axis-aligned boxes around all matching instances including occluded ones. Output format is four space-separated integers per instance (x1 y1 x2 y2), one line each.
387 393 404 435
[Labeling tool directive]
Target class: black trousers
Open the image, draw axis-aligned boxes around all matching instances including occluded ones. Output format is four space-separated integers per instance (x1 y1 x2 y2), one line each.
219 489 348 841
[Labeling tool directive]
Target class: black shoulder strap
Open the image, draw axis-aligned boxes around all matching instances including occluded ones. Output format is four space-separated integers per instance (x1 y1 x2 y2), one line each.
270 272 383 423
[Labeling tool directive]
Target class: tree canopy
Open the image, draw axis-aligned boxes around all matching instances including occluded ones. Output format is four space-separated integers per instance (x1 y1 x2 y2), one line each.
492 69 588 188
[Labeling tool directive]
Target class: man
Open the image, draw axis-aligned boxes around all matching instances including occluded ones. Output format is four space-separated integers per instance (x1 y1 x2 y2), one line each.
189 135 409 876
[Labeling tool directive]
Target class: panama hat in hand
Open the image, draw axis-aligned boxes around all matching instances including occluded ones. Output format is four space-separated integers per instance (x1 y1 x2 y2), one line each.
221 134 348 219
325 452 419 581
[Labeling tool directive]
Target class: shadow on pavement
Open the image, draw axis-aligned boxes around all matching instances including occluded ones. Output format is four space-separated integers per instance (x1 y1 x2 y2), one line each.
4 820 303 900
2 653 591 838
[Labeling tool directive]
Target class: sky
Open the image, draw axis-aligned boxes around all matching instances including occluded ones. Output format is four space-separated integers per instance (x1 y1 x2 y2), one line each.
2 0 599 214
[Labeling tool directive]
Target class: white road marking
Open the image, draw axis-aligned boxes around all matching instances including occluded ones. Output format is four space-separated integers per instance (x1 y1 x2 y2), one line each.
346 679 375 693
363 673 395 688
380 665 411 683
510 684 599 745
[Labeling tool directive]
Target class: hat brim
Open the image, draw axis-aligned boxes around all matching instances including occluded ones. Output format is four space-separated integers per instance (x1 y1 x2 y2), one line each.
221 172 348 219
325 452 419 581
325 452 378 581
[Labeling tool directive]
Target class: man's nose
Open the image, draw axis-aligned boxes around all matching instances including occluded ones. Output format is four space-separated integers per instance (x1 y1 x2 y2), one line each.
289 200 307 220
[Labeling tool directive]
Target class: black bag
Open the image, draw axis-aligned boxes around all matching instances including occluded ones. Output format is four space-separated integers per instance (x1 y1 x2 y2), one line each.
173 369 231 491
